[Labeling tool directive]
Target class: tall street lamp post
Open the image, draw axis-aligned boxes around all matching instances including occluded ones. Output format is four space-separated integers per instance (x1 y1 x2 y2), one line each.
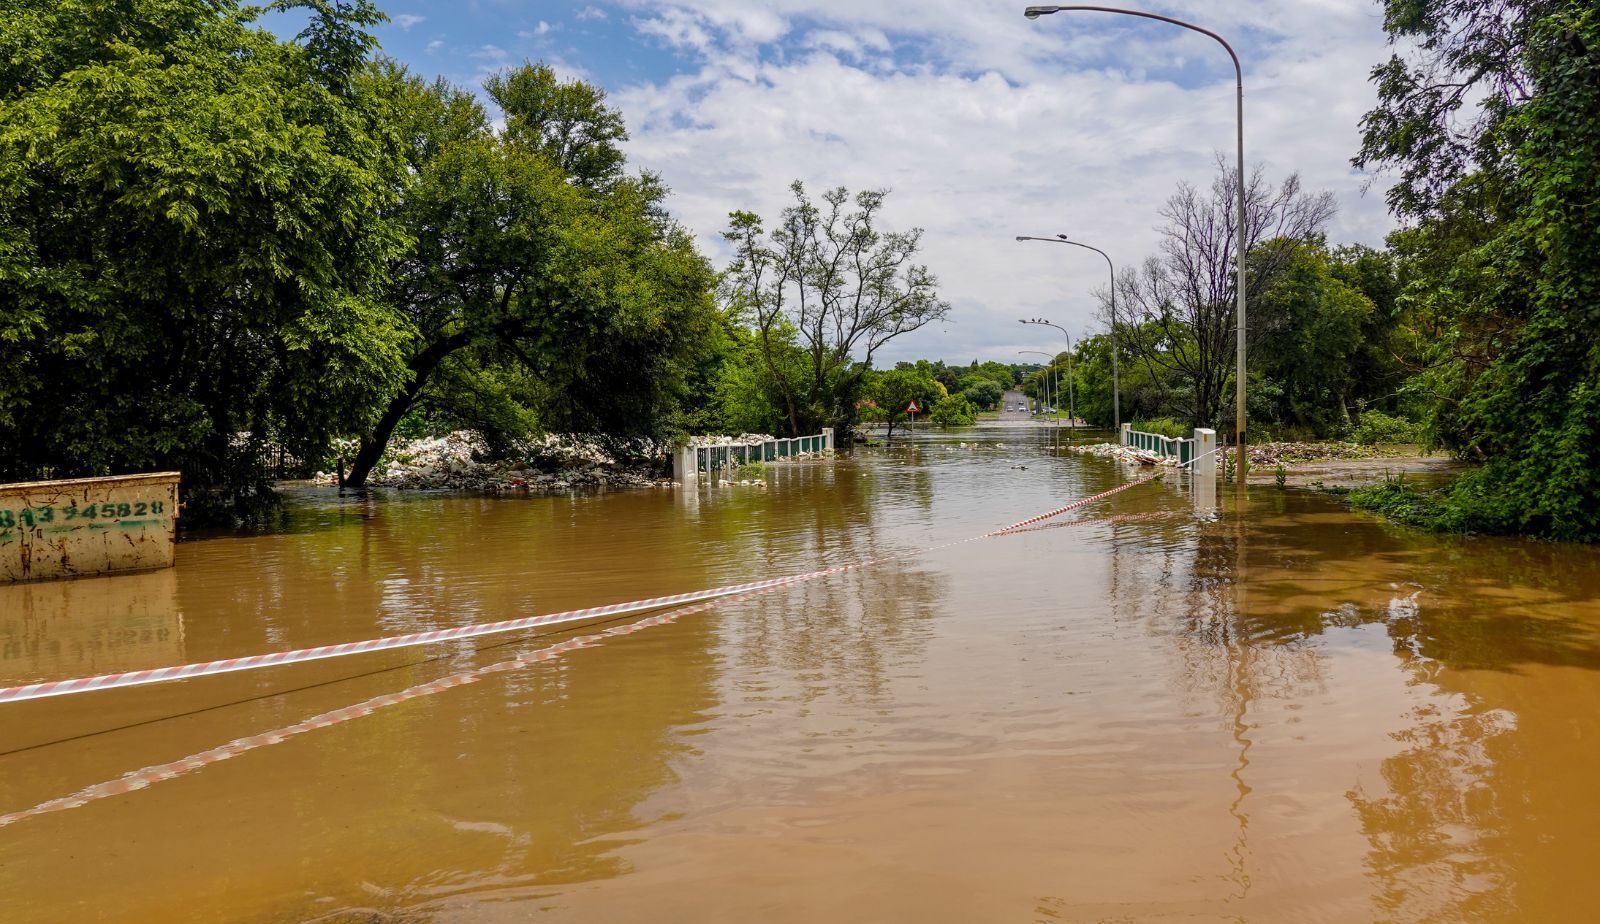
1023 4 1247 480
1019 319 1076 432
1016 235 1119 431
1017 350 1060 427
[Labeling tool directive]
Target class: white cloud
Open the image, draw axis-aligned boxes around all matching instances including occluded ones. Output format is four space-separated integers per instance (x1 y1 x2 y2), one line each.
426 38 444 53
607 1 1399 363
518 21 555 39
577 5 608 21
471 44 510 61
394 13 425 31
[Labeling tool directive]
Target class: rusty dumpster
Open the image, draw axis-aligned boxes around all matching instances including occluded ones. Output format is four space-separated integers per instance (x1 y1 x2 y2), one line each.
0 472 181 583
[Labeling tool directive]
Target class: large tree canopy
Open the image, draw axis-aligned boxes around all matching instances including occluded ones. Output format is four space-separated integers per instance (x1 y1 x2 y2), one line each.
1109 161 1337 429
0 0 409 517
1356 0 1600 539
0 1 723 511
341 62 719 488
722 183 950 436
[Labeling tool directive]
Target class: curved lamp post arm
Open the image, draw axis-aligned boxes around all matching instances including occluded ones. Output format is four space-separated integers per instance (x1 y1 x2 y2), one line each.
1016 235 1120 430
1019 316 1076 430
1023 4 1247 477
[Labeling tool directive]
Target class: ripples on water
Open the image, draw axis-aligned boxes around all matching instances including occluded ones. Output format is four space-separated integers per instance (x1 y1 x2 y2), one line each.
3 422 1600 921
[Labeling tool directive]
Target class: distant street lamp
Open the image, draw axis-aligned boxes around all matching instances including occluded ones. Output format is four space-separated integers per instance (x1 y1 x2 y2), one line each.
1019 320 1076 431
1017 349 1063 428
1023 4 1248 479
1016 233 1119 429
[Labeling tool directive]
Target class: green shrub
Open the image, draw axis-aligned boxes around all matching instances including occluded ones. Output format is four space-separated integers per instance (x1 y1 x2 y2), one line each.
930 395 978 427
1129 417 1188 439
1347 473 1449 529
1350 410 1424 445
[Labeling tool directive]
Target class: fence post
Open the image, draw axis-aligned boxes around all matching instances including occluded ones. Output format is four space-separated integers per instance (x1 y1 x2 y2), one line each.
672 444 696 483
1120 423 1131 447
822 427 834 452
1193 428 1217 482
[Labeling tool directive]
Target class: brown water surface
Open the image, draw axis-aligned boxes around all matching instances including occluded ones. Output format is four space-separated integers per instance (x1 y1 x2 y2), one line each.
4 423 1600 922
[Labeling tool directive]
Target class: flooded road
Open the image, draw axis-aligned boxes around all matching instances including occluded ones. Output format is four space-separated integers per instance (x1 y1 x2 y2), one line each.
4 423 1600 921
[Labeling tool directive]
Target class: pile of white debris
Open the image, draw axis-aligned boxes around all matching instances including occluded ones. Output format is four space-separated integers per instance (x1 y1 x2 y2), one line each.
1067 442 1187 467
686 433 776 447
318 431 671 493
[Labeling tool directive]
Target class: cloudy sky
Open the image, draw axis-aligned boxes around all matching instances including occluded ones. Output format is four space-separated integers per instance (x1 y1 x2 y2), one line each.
280 1 1402 364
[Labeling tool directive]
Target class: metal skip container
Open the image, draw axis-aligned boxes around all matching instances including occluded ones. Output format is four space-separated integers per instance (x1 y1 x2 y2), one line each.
0 472 181 583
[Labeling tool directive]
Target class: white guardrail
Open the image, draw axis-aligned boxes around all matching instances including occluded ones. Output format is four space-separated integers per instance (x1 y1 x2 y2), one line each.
672 429 834 482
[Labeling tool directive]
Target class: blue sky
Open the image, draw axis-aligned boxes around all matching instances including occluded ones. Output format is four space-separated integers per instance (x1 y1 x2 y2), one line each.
270 1 1401 364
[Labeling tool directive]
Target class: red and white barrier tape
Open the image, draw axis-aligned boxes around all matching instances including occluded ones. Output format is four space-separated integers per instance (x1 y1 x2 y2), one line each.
0 573 844 705
985 470 1162 535
0 474 1167 828
0 588 770 829
0 471 1160 707
999 510 1179 536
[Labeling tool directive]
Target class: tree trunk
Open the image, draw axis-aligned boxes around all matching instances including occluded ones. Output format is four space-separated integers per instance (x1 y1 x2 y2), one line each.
344 393 415 489
343 333 472 489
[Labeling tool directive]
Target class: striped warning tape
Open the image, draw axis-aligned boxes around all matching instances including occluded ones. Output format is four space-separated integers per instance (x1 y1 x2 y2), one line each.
0 474 1168 828
0 588 772 829
0 573 845 705
985 470 1163 535
999 510 1180 536
0 471 1160 707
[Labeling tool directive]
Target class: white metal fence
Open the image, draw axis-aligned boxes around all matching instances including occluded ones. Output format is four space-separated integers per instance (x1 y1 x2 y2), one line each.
673 429 834 481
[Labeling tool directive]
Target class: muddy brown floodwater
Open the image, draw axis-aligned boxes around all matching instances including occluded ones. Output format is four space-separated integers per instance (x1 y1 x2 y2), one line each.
4 422 1600 922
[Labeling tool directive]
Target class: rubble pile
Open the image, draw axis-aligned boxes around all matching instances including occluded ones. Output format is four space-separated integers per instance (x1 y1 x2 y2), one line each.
319 431 670 493
1066 442 1183 467
687 433 775 447
1230 441 1407 466
1066 439 1411 469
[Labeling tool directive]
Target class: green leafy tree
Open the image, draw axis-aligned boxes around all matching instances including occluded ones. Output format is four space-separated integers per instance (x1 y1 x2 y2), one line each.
1356 0 1600 538
929 394 978 427
722 183 950 436
1252 239 1377 436
342 63 718 487
0 0 409 520
1111 162 1337 428
866 367 941 444
959 376 1005 410
714 321 805 435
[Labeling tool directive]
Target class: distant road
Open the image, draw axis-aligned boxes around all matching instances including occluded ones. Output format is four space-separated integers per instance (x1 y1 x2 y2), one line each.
998 390 1033 424
997 389 1086 428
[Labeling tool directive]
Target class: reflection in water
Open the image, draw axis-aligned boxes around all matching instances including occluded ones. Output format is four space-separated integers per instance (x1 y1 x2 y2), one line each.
0 591 753 831
0 568 183 682
3 427 1600 921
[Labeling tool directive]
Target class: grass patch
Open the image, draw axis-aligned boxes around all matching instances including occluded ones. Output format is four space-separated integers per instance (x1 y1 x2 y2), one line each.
1344 473 1450 529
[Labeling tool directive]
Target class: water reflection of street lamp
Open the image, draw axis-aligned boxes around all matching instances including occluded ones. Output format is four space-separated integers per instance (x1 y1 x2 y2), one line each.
1017 349 1061 428
1023 4 1247 479
1015 234 1120 430
1019 317 1077 433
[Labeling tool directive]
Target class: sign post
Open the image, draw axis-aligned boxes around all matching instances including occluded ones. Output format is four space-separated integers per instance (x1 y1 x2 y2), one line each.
906 400 920 432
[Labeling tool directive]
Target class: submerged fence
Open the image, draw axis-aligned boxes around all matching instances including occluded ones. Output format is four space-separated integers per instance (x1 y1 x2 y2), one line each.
1121 423 1195 465
1120 424 1221 482
674 429 834 481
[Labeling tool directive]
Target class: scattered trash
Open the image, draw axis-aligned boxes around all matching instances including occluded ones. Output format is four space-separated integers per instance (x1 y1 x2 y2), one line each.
316 431 670 494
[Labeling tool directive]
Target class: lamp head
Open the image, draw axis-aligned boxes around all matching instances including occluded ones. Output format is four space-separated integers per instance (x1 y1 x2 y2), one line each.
1024 7 1050 20
1056 233 1069 240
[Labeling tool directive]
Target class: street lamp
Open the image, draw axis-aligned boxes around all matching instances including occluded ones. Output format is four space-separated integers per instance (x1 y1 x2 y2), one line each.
1017 349 1062 428
1015 234 1119 430
1019 319 1076 432
1023 4 1248 480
